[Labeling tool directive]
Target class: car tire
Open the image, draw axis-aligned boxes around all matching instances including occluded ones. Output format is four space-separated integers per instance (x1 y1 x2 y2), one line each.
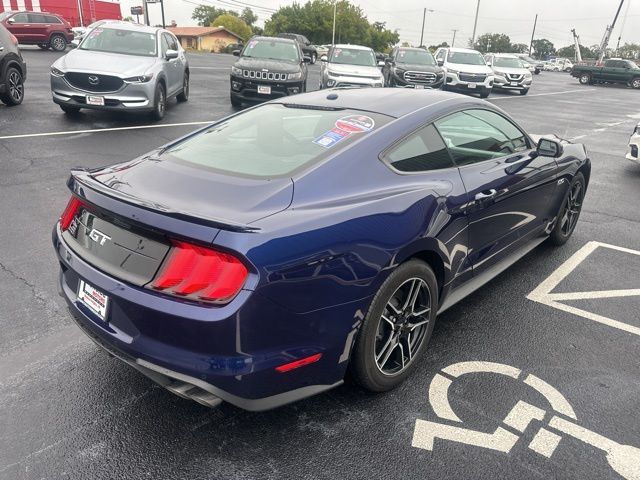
479 88 491 98
349 259 438 392
230 92 241 107
49 34 67 52
0 67 25 106
151 82 166 121
534 69 540 75
310 52 317 64
60 105 81 114
176 73 189 102
519 88 529 95
37 43 50 50
579 73 591 85
631 77 640 89
548 172 585 246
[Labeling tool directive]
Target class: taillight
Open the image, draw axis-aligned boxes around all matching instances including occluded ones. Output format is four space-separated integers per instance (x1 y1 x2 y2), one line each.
59 196 85 231
149 240 248 303
9 33 18 46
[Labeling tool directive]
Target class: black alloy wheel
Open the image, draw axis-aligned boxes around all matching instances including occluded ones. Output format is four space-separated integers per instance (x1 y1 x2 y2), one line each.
0 67 24 106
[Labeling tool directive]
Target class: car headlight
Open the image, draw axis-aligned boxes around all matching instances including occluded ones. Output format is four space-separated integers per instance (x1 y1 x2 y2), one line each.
446 68 458 75
288 71 302 80
231 66 243 76
524 72 532 79
326 70 339 77
123 74 154 84
51 67 65 77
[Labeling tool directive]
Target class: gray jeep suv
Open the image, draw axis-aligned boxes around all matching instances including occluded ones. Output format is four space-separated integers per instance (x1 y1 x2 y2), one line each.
50 23 189 119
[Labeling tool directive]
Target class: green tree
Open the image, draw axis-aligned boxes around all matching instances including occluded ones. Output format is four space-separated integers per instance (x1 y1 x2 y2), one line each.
264 0 398 50
212 14 253 41
473 33 512 53
240 7 258 27
192 5 235 27
531 38 555 59
617 42 640 60
428 41 448 53
511 43 529 54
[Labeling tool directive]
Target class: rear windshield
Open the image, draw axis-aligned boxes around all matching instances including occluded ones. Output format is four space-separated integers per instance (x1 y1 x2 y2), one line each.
330 47 376 66
242 39 299 62
161 104 392 178
447 51 485 65
80 28 157 57
396 49 435 65
494 57 522 68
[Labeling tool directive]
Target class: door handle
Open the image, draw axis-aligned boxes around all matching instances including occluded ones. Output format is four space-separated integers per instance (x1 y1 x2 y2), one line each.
475 189 497 201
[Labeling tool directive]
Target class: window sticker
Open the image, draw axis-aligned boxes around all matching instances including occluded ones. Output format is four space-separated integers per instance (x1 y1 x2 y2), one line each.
313 127 350 148
335 115 375 133
247 40 257 49
312 115 376 148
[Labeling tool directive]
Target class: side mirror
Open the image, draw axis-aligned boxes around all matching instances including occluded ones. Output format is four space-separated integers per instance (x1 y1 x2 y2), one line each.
70 39 79 49
232 49 241 56
320 54 328 62
7 18 15 24
537 138 563 158
437 59 444 66
165 49 179 60
377 60 385 67
303 55 311 63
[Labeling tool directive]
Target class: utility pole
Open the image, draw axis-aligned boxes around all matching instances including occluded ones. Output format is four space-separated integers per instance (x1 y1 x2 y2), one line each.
144 0 150 26
76 0 84 27
451 29 458 47
419 8 434 48
420 8 426 47
597 0 625 63
332 1 337 45
528 13 538 57
159 0 166 28
471 0 480 46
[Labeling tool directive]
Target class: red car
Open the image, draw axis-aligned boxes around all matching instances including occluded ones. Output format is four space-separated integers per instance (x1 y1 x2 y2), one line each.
0 11 73 51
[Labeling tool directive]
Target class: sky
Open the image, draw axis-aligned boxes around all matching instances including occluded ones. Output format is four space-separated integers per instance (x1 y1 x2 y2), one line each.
119 0 639 51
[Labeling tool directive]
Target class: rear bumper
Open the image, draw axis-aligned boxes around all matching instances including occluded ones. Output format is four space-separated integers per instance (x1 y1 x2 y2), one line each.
53 224 356 410
627 134 640 163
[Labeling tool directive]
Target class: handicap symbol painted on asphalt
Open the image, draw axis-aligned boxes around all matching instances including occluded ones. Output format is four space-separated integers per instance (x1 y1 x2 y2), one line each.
412 361 640 480
527 241 640 337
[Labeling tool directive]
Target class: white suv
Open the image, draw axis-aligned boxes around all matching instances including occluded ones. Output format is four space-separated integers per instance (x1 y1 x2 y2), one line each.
434 47 494 98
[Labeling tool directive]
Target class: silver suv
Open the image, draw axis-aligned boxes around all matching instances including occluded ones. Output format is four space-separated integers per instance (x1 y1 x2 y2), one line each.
50 23 189 120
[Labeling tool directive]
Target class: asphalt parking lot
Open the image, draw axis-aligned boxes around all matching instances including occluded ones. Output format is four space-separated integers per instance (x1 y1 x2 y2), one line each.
1 48 639 480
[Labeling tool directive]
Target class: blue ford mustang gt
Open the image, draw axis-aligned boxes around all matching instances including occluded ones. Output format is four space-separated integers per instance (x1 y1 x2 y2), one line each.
53 88 590 410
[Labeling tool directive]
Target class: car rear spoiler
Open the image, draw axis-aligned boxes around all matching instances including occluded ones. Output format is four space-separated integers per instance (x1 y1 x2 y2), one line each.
67 168 260 233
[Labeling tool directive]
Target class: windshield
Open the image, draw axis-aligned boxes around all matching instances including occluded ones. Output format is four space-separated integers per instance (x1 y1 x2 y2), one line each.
79 28 157 57
396 49 435 65
242 39 300 62
329 47 376 67
447 51 485 65
494 57 523 68
162 105 391 178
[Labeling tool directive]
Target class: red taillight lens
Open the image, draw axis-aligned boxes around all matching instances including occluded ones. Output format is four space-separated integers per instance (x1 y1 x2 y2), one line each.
59 196 84 231
149 240 248 303
275 353 322 373
9 33 18 46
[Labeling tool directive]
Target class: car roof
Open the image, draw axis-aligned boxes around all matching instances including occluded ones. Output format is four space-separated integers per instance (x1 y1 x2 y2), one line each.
98 22 161 34
271 88 484 119
397 47 429 52
252 35 296 44
447 47 481 53
332 44 373 51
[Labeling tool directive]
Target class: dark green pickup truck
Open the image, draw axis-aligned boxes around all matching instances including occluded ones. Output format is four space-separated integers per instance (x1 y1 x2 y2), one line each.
571 59 640 88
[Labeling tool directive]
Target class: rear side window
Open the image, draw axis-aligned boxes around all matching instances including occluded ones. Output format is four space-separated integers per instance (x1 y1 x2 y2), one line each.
162 105 392 178
435 109 530 166
383 125 454 172
28 13 46 23
45 15 62 24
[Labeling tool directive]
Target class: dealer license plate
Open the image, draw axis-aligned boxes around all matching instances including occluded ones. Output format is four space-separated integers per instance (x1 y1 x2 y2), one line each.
78 280 109 320
86 95 105 106
415 85 425 89
510 81 518 86
257 85 271 95
467 82 477 89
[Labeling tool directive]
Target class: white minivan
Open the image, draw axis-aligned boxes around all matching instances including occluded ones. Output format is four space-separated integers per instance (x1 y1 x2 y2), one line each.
434 47 494 98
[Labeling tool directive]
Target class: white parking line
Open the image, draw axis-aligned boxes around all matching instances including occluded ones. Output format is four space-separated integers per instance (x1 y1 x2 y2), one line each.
491 88 596 100
0 121 213 141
